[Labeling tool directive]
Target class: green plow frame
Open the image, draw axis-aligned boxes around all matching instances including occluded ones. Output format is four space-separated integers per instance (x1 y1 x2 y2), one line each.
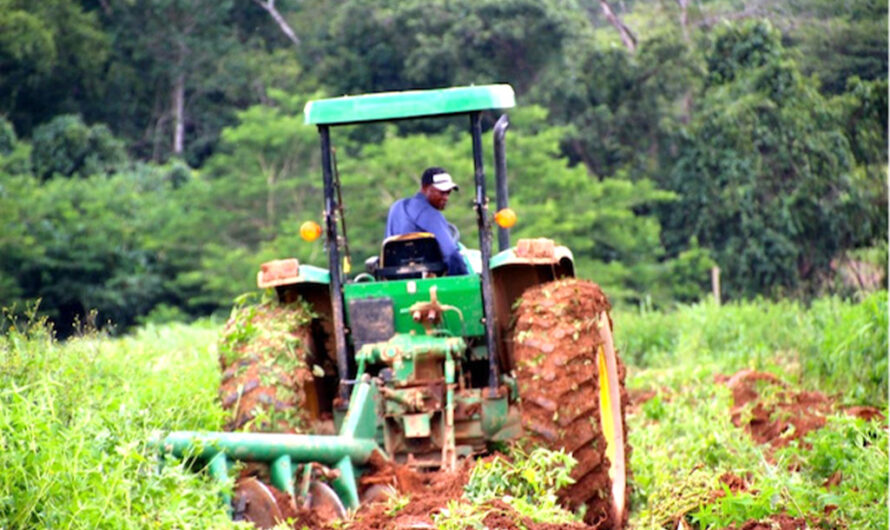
154 378 382 510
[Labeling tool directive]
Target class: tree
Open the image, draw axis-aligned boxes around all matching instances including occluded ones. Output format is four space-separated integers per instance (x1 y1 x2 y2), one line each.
781 0 887 95
30 114 126 179
154 92 325 308
0 0 109 135
0 171 168 335
663 21 882 298
533 26 699 182
315 0 572 96
99 0 238 163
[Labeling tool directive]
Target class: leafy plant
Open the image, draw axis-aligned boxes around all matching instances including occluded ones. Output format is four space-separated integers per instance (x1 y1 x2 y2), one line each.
0 309 236 528
432 499 489 530
464 446 579 524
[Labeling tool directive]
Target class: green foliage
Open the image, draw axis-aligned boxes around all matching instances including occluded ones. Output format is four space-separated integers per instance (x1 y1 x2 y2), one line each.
217 291 313 368
0 172 166 334
317 0 571 96
0 309 236 528
686 413 888 529
437 446 579 526
806 290 888 405
776 414 888 527
626 325 888 529
705 20 782 85
158 91 325 308
834 76 888 168
784 0 888 94
615 292 889 405
0 116 16 155
628 373 757 527
30 114 127 179
1 0 886 328
0 0 109 134
465 447 576 505
431 499 489 530
0 121 31 175
538 27 698 181
661 239 718 303
664 20 881 298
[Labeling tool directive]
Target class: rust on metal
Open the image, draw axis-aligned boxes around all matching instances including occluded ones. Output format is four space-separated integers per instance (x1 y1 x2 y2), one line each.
257 258 302 288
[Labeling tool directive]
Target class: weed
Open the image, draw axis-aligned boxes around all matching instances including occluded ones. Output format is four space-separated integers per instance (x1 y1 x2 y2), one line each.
432 499 489 530
384 493 410 517
464 446 579 523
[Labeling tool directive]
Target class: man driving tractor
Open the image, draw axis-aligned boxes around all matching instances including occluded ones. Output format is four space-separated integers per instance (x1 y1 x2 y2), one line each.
384 166 469 276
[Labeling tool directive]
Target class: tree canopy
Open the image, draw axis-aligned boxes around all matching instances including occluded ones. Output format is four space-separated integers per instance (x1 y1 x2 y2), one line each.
0 0 885 334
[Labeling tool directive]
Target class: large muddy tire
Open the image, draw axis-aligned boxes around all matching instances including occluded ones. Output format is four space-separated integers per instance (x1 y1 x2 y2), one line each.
511 279 630 529
217 299 320 433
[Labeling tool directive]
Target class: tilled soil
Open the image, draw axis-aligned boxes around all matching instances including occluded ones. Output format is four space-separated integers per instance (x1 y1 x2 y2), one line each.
716 369 885 452
275 455 594 530
719 369 833 450
710 369 885 529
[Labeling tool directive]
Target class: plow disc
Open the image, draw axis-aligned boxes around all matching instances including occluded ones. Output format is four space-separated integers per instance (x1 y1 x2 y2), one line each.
233 477 285 528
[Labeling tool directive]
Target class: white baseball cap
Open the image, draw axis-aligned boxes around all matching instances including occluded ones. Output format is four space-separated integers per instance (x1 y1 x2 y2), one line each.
428 172 459 192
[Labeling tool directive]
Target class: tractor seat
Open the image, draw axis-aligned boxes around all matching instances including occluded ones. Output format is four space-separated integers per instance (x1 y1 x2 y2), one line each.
376 232 446 280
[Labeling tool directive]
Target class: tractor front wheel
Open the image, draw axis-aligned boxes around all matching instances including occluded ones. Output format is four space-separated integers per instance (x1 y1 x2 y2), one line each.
511 278 629 528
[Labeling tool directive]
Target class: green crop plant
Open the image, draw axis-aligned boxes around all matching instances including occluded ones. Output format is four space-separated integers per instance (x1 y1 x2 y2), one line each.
432 499 489 530
0 306 241 529
3 290 885 528
463 446 580 524
218 291 315 369
805 291 888 405
628 367 767 527
774 414 888 528
688 413 888 529
384 493 411 517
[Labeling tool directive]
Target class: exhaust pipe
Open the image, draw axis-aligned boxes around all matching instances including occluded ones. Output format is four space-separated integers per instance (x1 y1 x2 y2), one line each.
493 114 510 252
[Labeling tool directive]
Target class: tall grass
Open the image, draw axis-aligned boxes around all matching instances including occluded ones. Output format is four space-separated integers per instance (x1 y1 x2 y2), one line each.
0 310 237 529
615 291 888 405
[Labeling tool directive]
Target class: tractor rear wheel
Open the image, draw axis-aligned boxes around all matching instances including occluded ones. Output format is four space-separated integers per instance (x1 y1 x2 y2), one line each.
511 279 629 528
217 298 320 433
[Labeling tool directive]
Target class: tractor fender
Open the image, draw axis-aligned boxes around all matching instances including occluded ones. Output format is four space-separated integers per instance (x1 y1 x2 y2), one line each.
258 258 338 388
489 239 575 373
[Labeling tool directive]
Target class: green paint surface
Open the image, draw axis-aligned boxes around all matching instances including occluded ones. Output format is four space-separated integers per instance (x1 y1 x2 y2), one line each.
344 275 485 337
304 85 515 125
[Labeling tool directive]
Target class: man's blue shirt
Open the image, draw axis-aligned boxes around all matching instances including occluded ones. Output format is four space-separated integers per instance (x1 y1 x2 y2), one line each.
385 192 469 276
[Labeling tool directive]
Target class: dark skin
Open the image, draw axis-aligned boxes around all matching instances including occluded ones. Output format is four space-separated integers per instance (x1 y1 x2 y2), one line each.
421 184 452 211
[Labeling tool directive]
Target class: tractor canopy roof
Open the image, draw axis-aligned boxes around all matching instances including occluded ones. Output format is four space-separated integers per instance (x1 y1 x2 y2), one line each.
304 84 515 126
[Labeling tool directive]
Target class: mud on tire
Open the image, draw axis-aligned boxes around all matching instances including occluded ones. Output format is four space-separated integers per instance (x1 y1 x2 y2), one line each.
217 298 318 433
511 278 630 528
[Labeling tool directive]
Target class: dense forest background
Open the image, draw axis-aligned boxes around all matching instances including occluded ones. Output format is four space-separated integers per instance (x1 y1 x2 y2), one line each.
0 0 886 335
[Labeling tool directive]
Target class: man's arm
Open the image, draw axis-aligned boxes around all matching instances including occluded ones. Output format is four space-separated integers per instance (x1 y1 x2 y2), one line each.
416 208 468 276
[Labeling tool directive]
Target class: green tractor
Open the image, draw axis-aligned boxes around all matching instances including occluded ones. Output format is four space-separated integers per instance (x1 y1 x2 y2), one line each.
157 85 629 528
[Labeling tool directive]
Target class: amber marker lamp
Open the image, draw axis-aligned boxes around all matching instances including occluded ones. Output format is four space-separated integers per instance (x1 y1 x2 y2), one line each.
494 208 517 229
299 221 322 242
